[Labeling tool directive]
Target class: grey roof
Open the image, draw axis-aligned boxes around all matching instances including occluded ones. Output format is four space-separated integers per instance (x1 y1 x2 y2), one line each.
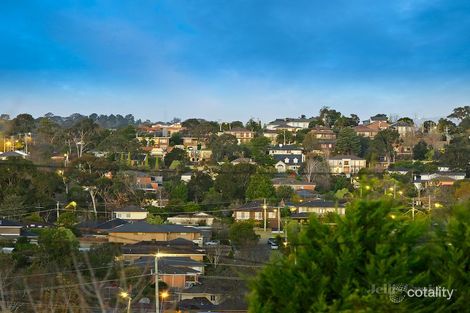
110 221 201 233
294 200 344 208
113 205 147 212
328 155 365 160
0 219 22 227
0 151 27 157
96 218 128 230
270 144 302 150
273 154 303 163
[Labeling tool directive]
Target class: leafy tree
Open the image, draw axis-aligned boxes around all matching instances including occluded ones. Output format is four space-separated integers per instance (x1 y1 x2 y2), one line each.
246 173 276 200
164 148 189 167
82 243 121 278
334 114 360 129
229 221 259 247
57 212 78 229
246 136 274 165
319 106 342 128
276 186 294 201
214 163 257 201
412 140 429 160
447 105 470 121
165 180 188 202
169 132 183 146
397 117 414 125
437 118 457 134
38 227 79 268
370 129 400 162
335 127 361 155
230 121 244 129
187 172 213 202
209 133 240 162
146 214 164 224
302 132 320 152
8 113 35 135
249 200 469 312
422 120 437 133
246 118 262 132
440 135 470 171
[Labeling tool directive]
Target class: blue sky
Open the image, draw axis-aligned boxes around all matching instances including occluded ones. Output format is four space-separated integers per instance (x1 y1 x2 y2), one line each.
0 0 469 122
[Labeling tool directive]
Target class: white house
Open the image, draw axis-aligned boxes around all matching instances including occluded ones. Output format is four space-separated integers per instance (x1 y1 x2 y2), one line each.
327 155 366 176
112 206 149 221
167 213 215 226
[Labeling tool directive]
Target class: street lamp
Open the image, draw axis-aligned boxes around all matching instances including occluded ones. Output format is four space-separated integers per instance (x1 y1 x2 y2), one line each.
119 291 132 313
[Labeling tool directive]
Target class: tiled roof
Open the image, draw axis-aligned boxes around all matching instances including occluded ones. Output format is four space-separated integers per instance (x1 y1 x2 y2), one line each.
109 221 201 233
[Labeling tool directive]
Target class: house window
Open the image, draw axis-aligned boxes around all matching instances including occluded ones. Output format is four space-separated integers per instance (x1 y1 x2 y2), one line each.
126 213 131 218
293 158 298 164
237 212 250 220
210 295 216 302
284 158 290 163
254 212 262 220
268 212 276 219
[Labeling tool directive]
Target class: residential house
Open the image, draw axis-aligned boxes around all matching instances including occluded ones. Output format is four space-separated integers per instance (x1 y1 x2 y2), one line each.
0 150 29 160
271 178 316 191
354 125 379 138
309 126 336 140
179 277 248 309
268 144 303 156
232 201 281 230
122 170 162 192
181 172 193 183
391 121 415 138
121 238 205 262
112 206 149 221
167 213 215 226
150 122 183 136
0 219 23 240
266 117 313 131
187 148 212 163
223 127 254 144
413 172 466 187
289 200 346 223
231 158 256 165
262 129 279 144
108 222 203 244
364 114 389 125
328 155 367 175
273 154 304 173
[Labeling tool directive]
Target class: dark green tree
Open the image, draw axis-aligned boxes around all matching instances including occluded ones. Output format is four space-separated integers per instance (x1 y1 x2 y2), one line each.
412 140 429 160
187 172 213 202
229 221 259 247
246 173 276 200
164 148 189 167
335 127 361 155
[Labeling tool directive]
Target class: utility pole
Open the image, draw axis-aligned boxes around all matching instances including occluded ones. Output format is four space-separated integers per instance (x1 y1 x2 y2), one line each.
412 198 415 221
155 252 159 313
263 198 267 232
56 201 60 220
277 207 281 234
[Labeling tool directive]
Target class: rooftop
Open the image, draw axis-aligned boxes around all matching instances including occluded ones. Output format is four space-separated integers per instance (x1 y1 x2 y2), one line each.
109 221 201 233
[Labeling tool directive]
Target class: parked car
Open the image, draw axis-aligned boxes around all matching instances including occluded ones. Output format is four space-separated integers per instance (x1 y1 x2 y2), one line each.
205 240 220 246
267 238 279 249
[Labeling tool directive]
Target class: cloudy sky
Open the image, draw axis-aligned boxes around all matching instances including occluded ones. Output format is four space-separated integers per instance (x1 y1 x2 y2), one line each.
0 0 469 122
